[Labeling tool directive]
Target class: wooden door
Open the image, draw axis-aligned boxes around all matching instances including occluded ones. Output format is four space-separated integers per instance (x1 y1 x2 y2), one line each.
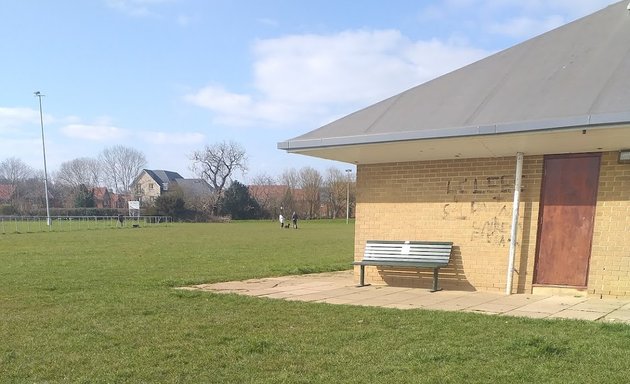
534 153 601 287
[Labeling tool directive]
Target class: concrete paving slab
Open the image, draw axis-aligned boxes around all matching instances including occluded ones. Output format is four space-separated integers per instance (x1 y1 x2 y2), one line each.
438 292 503 308
485 294 550 306
515 296 587 314
422 301 476 311
502 310 551 319
316 287 364 297
343 288 406 301
466 302 523 314
602 309 630 323
383 302 426 310
371 291 429 303
240 289 279 296
571 299 626 312
548 309 606 321
316 297 359 305
182 271 630 323
263 289 323 298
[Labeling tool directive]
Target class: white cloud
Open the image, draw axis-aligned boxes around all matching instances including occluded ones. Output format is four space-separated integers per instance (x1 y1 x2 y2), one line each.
105 0 175 17
61 123 129 141
185 86 253 113
185 29 489 128
0 107 44 133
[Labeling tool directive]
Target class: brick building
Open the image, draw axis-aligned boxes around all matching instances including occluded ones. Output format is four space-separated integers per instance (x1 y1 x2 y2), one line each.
279 2 630 297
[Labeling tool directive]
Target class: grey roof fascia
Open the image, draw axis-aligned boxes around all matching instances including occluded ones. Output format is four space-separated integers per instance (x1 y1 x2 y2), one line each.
278 112 630 151
494 116 591 134
589 111 630 125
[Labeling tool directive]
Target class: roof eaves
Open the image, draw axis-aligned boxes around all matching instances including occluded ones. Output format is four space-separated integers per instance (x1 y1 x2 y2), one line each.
278 112 630 151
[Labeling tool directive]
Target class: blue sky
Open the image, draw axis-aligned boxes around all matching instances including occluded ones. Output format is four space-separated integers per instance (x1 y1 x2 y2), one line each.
0 0 616 182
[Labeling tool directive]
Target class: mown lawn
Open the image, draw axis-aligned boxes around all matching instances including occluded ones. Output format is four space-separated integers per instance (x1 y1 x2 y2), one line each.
1 220 630 383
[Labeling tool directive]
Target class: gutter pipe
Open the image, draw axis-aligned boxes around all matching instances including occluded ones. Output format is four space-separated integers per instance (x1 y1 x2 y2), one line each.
506 152 524 295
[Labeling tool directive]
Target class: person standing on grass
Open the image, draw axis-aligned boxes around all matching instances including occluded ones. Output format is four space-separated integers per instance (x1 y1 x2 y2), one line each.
291 211 298 229
279 214 285 228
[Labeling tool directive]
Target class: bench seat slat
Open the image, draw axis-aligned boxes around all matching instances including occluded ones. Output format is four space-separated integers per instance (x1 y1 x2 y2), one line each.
362 254 450 260
364 251 451 257
363 256 449 264
354 261 446 268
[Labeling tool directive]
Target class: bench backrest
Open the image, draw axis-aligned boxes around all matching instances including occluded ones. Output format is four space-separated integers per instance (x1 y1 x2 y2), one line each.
363 240 453 266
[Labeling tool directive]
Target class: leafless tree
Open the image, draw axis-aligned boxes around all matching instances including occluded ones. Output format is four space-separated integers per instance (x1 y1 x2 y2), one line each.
0 157 35 209
278 168 300 213
324 167 347 218
249 172 280 218
280 168 299 190
55 157 102 188
299 166 323 219
190 141 247 196
0 157 34 184
99 145 147 193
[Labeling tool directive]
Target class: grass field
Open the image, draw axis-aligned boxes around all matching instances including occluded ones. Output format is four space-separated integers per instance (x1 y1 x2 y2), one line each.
2 221 630 383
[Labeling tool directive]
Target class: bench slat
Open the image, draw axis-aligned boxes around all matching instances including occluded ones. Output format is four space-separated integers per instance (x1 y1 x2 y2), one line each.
364 250 451 256
375 255 449 260
365 245 452 250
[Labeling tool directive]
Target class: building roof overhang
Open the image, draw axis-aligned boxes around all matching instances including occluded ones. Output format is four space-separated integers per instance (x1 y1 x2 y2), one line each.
279 113 630 164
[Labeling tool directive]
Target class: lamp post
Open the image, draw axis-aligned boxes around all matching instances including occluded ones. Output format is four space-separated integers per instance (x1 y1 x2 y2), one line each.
345 169 352 224
34 91 51 227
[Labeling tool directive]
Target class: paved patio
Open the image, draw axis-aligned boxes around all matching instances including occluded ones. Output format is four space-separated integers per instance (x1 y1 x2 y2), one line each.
183 270 630 323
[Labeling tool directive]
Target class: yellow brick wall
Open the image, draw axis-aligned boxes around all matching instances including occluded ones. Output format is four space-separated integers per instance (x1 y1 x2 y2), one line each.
355 151 630 297
589 152 630 298
354 155 544 293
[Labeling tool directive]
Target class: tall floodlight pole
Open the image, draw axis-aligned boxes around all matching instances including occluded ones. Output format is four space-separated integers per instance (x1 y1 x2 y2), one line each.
345 169 352 224
34 91 51 227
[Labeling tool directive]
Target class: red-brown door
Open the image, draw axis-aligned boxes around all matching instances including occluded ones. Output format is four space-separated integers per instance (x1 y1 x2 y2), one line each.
534 153 601 287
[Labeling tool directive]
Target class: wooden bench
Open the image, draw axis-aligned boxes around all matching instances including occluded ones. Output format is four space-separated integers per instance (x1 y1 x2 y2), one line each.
353 240 453 292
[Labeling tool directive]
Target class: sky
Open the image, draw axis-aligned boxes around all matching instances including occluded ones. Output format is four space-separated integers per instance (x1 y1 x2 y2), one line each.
0 0 618 183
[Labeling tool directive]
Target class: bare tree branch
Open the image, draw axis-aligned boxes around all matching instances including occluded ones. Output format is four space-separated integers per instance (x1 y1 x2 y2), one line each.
190 141 247 196
99 145 147 193
0 157 34 184
299 166 323 219
55 157 102 188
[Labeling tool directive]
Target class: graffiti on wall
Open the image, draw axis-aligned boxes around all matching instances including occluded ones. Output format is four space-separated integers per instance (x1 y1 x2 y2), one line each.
442 198 513 246
471 209 509 246
446 175 524 197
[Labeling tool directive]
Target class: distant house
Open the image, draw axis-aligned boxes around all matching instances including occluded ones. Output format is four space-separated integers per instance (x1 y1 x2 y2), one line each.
131 170 184 205
131 169 213 207
91 187 111 209
174 179 214 201
0 184 15 203
110 193 131 210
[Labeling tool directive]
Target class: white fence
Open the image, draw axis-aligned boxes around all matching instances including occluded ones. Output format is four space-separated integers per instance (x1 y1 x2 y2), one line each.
0 216 171 234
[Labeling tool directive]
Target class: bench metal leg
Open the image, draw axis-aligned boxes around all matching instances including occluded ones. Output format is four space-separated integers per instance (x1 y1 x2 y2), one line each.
357 265 370 287
430 268 442 292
